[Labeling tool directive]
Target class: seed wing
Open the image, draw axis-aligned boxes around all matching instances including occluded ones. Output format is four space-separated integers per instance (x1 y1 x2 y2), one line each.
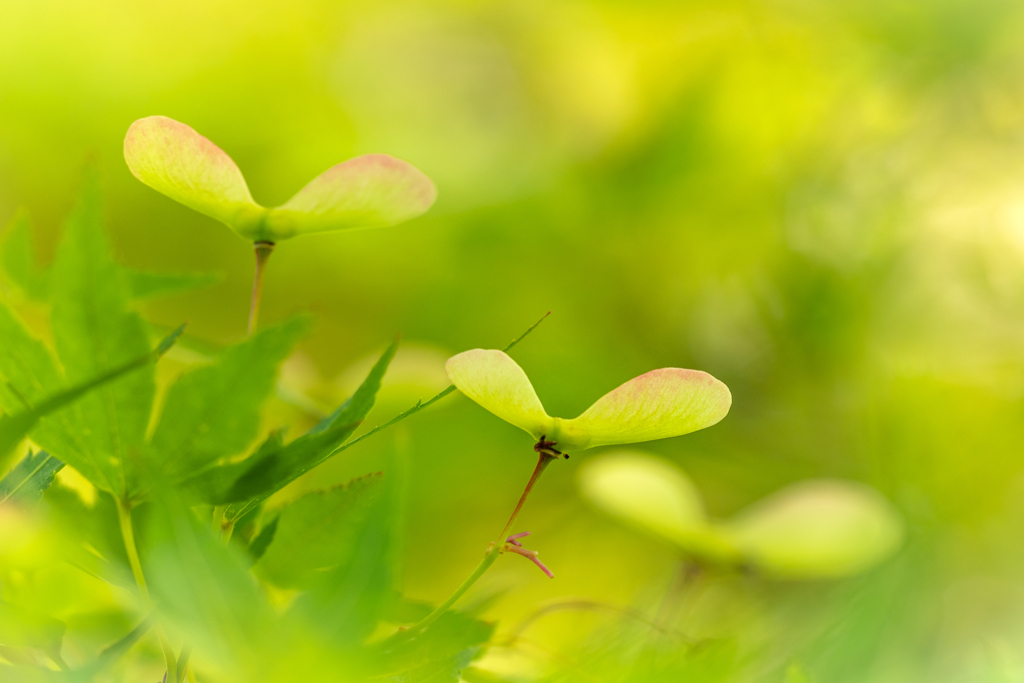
446 349 549 440
267 154 436 238
720 480 904 578
124 116 257 228
565 368 731 450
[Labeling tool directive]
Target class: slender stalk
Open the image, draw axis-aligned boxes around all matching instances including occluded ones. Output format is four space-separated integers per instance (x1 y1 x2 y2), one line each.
247 241 275 336
116 498 178 682
498 453 553 540
404 453 555 638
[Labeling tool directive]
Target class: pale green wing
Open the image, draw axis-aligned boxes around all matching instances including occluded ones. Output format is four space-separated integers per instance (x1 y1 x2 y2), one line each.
124 116 260 231
265 155 437 239
559 368 731 451
445 349 551 439
578 452 737 562
720 480 903 579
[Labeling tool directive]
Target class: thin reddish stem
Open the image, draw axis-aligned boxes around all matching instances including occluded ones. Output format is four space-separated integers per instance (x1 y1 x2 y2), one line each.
501 453 555 540
247 241 275 336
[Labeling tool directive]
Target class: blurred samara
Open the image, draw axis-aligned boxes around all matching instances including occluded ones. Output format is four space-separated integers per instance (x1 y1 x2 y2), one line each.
579 452 905 579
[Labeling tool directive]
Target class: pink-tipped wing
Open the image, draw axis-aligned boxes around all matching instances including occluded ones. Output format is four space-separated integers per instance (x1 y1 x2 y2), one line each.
124 116 257 228
267 154 437 238
561 368 732 450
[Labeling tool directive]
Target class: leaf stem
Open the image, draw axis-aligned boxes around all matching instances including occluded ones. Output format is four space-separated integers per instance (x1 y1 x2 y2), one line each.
116 498 178 682
403 452 555 638
247 241 275 336
499 453 554 540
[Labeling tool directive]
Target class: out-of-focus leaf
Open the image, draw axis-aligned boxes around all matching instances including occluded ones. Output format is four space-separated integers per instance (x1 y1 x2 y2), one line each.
384 596 435 625
309 337 400 439
212 338 396 519
290 480 396 649
0 312 183 477
126 269 221 299
247 515 278 563
0 621 154 683
720 480 904 579
182 420 361 508
150 317 311 482
335 344 451 415
0 301 65 447
47 179 157 497
0 305 58 400
181 429 284 503
0 599 65 654
80 617 153 677
257 474 384 589
1 211 213 303
0 451 63 508
228 498 265 549
1 211 50 300
373 611 494 683
144 486 273 673
218 419 359 506
44 485 134 589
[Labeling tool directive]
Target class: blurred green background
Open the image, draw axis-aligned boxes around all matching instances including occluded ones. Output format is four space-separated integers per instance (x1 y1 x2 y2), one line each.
5 0 1024 680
